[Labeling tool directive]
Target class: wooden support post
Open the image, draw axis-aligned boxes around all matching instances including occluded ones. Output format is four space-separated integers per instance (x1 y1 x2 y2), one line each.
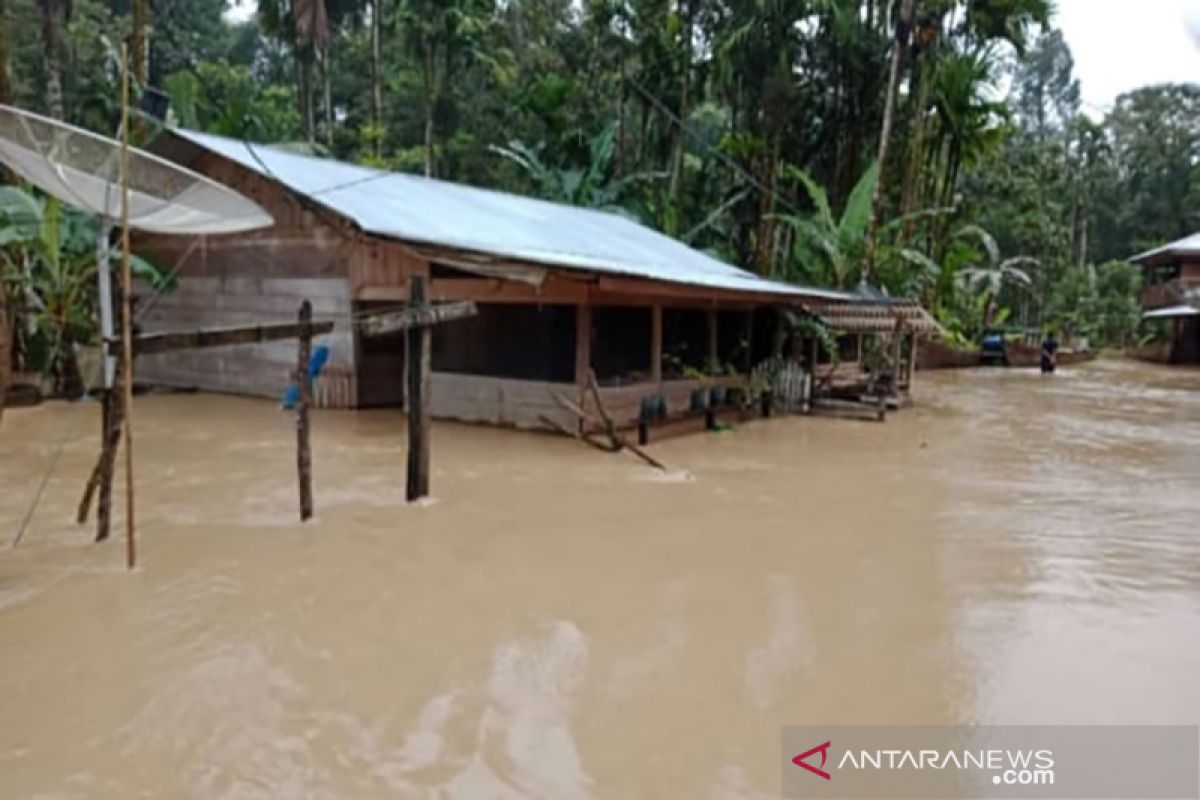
743 310 754 376
575 301 592 387
889 319 905 393
405 276 431 502
906 333 919 392
296 300 313 521
92 382 123 541
707 308 719 374
575 300 592 431
651 304 663 386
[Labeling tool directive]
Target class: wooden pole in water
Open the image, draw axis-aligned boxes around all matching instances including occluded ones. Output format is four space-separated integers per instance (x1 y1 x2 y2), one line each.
296 300 313 520
119 43 136 569
405 276 431 502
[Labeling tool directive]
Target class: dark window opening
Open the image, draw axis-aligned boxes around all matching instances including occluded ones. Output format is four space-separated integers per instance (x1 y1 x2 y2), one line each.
433 303 575 382
716 310 751 374
592 307 652 385
662 308 709 379
750 308 782 365
838 334 861 362
814 333 862 364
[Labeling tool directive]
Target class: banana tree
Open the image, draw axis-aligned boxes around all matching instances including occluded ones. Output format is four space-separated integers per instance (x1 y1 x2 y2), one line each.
0 186 169 396
953 224 1036 329
490 123 666 215
775 161 879 289
774 161 951 292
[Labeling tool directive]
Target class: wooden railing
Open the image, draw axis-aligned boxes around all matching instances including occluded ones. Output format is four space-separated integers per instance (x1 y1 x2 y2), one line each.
1142 278 1200 309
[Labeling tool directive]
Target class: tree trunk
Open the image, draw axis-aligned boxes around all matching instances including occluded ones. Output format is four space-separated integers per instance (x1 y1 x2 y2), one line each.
753 142 779 276
862 0 917 283
371 0 383 159
0 0 12 105
900 34 935 234
614 18 626 179
1078 203 1089 266
295 48 313 143
322 47 333 148
39 0 65 120
423 41 436 177
131 0 150 85
667 0 692 236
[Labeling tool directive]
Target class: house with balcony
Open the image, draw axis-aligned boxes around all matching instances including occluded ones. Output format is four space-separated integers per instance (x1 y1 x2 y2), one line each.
1131 233 1200 364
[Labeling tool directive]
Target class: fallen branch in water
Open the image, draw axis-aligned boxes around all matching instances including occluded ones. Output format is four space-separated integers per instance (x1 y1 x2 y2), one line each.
544 378 667 472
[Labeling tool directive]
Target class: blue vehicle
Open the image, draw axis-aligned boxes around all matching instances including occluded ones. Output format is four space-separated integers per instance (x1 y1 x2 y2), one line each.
980 329 1007 365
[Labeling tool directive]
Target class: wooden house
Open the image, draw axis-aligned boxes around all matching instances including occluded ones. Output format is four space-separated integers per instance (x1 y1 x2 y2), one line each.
1131 234 1200 364
134 129 933 432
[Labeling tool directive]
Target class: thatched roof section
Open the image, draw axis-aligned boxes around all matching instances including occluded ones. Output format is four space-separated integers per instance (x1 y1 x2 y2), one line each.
806 300 946 337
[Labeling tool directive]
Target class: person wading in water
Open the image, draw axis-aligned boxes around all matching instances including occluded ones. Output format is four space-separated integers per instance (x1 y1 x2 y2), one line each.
1040 331 1059 374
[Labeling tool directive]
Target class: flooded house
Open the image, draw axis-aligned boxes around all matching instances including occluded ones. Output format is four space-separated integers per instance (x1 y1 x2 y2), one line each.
1132 233 1200 364
134 130 936 432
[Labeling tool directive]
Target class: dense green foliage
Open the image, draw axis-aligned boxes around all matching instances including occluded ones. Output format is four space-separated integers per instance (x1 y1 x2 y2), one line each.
2 0 1197 354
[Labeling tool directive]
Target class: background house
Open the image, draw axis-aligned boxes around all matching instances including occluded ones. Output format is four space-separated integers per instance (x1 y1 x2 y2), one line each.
1131 234 1200 364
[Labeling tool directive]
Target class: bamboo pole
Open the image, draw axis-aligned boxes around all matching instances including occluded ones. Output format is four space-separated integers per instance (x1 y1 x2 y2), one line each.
119 44 136 569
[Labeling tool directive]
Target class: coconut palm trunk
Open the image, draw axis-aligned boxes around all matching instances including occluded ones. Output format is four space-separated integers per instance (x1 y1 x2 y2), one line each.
371 0 384 159
131 0 149 84
38 0 66 120
0 0 11 105
422 40 437 177
862 0 917 283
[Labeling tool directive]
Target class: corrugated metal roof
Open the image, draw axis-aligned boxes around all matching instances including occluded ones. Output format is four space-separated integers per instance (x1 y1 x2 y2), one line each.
1143 304 1200 319
1130 232 1200 264
171 128 849 301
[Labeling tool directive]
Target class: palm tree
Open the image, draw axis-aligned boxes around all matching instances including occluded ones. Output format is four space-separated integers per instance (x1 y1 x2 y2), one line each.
370 0 384 159
711 0 807 274
260 0 330 144
398 0 491 178
862 0 916 282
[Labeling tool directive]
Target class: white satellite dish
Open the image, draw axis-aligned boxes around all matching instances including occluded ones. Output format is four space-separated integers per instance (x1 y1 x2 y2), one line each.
0 104 273 234
0 83 275 569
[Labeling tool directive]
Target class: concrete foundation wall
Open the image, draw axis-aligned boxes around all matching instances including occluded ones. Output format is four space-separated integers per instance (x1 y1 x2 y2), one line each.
429 373 742 431
430 373 575 429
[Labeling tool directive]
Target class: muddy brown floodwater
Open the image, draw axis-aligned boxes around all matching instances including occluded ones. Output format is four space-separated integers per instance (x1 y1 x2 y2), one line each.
1 358 1198 798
